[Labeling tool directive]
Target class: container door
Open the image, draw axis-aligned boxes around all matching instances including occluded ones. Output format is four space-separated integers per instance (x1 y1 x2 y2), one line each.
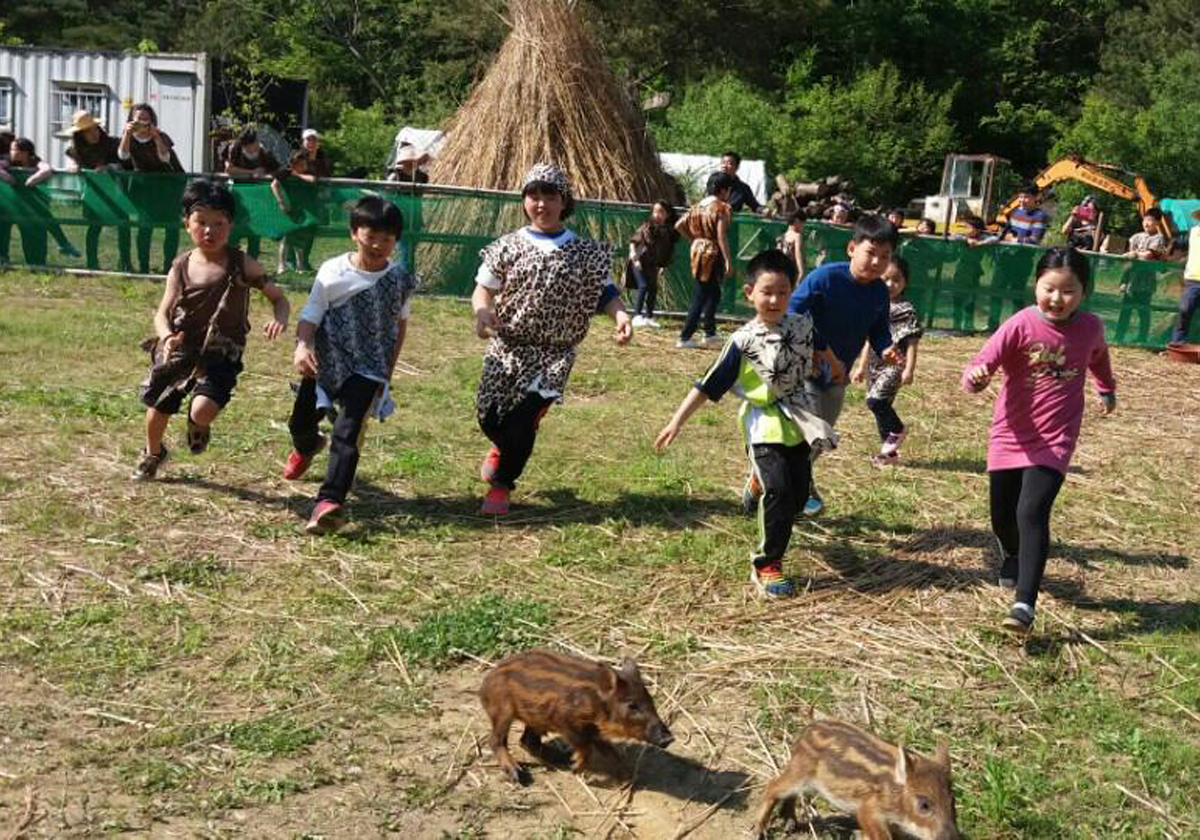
148 71 196 172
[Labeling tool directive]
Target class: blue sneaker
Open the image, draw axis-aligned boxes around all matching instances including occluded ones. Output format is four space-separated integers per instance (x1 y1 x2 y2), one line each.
750 563 796 599
803 496 824 517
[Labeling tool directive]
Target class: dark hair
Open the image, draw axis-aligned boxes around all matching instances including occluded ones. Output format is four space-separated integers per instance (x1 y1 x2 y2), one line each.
12 137 36 157
289 150 308 167
721 150 741 166
1143 207 1163 221
181 178 236 219
0 130 14 151
521 180 575 220
350 196 404 237
238 127 259 146
706 171 736 197
1035 246 1092 295
649 199 676 225
962 215 985 230
1018 183 1039 197
128 103 158 125
747 248 799 288
915 218 936 233
886 208 905 222
889 255 910 284
788 211 806 225
851 213 899 249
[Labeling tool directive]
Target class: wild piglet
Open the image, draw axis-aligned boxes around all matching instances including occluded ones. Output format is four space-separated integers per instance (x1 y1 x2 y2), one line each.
753 719 960 840
479 649 673 784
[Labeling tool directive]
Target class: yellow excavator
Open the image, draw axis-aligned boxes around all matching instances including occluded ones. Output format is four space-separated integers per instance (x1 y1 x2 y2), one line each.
994 155 1158 220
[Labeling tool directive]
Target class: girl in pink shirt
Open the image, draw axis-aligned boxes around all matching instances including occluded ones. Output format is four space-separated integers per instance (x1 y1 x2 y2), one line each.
963 248 1116 634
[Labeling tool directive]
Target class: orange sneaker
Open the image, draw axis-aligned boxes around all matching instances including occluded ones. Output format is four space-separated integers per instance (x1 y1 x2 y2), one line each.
305 499 345 535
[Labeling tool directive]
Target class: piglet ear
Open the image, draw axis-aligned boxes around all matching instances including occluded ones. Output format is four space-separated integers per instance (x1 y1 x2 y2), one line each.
935 743 951 771
601 665 620 698
894 741 909 786
618 658 641 680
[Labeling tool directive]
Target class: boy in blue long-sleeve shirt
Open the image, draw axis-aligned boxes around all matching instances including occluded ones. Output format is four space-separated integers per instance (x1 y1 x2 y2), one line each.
781 214 902 515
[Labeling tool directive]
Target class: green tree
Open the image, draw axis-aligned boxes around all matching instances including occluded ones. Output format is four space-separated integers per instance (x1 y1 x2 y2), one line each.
648 74 784 165
323 103 397 177
779 62 958 206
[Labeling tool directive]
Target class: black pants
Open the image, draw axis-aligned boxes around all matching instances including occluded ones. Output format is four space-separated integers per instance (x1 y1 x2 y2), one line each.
866 397 904 442
479 392 554 490
680 266 724 340
289 375 379 504
137 226 181 275
631 263 659 317
750 441 812 565
989 466 1065 610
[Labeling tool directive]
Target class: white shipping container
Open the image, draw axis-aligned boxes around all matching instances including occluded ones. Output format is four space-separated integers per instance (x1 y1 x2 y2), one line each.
0 46 211 172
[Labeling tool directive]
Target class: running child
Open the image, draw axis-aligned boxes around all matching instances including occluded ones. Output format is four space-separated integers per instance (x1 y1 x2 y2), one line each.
782 214 903 515
283 197 417 534
963 247 1116 634
626 199 679 328
134 179 290 479
851 255 921 464
473 163 633 515
656 249 835 598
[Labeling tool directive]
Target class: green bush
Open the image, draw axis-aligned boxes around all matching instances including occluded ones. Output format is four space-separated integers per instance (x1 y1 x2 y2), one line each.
324 103 398 179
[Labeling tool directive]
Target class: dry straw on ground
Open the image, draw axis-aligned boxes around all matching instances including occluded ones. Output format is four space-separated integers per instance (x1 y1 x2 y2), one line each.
430 0 676 202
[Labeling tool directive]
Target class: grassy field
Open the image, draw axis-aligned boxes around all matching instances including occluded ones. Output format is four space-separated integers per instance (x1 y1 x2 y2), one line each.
0 268 1197 839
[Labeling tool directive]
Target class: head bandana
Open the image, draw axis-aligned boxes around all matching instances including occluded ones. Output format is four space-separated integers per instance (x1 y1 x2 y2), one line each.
521 163 573 202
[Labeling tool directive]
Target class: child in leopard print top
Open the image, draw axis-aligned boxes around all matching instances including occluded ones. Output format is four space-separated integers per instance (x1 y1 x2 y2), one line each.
471 163 634 515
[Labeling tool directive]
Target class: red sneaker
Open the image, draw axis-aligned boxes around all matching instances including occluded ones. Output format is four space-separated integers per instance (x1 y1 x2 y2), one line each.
283 435 327 480
305 499 345 535
481 486 510 515
480 446 501 483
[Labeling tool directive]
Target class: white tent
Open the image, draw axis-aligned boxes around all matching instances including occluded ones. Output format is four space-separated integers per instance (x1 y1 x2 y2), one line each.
387 126 447 168
658 152 769 205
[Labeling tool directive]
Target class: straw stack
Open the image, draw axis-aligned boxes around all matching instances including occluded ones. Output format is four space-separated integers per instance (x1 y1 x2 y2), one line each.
430 0 676 203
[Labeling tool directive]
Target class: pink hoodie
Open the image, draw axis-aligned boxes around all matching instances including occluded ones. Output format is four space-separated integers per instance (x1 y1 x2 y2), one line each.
963 306 1116 473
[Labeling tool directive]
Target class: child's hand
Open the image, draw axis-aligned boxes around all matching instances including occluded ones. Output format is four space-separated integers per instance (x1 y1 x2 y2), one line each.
474 306 498 339
881 346 903 366
277 199 291 214
901 368 915 386
161 332 183 354
965 364 991 391
654 422 680 452
850 364 865 384
263 319 286 341
826 355 847 384
1098 393 1116 416
614 311 633 345
293 344 318 377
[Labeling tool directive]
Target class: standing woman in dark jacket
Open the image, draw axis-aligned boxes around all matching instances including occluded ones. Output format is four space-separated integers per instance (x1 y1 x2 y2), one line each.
64 110 131 270
118 103 185 274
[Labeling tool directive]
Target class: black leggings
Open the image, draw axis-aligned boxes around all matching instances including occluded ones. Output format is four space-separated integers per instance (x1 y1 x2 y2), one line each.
680 264 725 340
631 262 659 318
479 392 555 490
750 442 812 565
989 466 1065 610
866 397 903 441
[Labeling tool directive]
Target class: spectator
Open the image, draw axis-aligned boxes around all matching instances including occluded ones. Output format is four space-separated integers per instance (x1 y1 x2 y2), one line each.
776 211 806 276
718 150 761 213
1061 195 1099 250
1006 184 1050 245
626 199 679 328
387 143 429 184
118 103 185 274
0 137 81 264
62 109 131 271
915 218 936 236
300 129 332 178
829 203 852 226
675 171 734 348
271 151 321 274
1124 208 1168 261
0 129 12 264
1169 210 1200 345
886 208 907 232
223 127 281 178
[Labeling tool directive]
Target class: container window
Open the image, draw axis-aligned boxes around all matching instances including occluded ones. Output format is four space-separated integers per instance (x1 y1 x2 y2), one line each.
50 84 108 135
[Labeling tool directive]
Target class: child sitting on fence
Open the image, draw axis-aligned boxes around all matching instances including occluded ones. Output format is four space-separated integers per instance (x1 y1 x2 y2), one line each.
472 163 633 515
851 255 921 465
656 249 835 598
134 179 290 480
963 247 1116 634
626 199 679 328
283 197 417 535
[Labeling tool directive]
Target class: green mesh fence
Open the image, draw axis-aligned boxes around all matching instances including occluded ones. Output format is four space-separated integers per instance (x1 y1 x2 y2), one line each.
0 169 1193 347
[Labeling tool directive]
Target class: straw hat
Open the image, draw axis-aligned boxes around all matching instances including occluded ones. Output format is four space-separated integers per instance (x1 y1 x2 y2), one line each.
56 110 103 138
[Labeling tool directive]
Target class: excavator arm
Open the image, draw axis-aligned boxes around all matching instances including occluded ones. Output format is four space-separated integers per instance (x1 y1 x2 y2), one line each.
994 156 1157 222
